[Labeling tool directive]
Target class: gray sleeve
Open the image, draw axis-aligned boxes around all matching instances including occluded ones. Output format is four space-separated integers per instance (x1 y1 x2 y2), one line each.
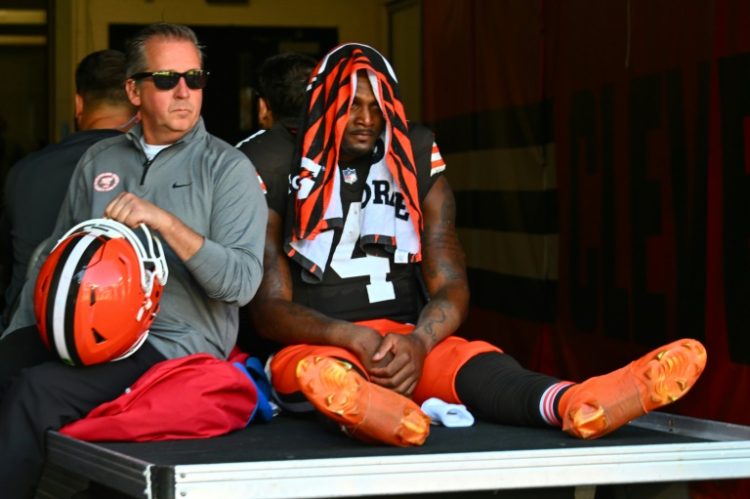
184 155 268 306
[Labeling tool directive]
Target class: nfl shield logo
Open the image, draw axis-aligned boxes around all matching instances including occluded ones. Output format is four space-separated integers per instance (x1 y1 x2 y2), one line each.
342 167 358 185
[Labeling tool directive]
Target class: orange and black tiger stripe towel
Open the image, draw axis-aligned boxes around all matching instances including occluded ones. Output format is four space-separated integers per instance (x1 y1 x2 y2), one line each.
285 43 423 279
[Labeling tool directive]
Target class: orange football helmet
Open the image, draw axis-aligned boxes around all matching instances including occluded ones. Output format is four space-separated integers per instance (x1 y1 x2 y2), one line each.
33 218 169 366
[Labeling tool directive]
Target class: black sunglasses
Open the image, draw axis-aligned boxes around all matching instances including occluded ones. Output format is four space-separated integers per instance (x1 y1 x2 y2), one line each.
130 69 209 90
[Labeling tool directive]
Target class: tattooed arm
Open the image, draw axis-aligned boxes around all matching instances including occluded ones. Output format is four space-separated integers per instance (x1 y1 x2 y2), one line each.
412 175 470 347
368 176 470 395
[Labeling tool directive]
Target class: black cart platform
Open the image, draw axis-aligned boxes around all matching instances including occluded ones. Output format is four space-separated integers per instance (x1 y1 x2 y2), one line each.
38 411 750 498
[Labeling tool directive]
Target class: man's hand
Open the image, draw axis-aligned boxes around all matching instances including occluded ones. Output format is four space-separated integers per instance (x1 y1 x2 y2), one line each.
104 192 203 261
104 192 169 231
367 333 428 397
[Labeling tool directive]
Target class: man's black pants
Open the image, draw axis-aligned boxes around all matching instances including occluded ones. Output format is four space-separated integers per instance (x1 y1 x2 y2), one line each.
0 326 165 499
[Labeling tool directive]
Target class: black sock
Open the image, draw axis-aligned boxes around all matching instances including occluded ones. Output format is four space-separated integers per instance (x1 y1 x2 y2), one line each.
455 352 563 427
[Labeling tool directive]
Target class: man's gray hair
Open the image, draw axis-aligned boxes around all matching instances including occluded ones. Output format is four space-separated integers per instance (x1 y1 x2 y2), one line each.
125 23 205 77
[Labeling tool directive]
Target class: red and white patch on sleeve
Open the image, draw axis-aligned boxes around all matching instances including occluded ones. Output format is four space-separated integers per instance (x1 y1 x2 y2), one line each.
256 173 267 195
93 172 120 192
430 142 446 176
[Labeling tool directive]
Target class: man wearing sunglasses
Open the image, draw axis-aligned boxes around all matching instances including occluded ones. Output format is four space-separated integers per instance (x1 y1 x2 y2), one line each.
0 23 267 498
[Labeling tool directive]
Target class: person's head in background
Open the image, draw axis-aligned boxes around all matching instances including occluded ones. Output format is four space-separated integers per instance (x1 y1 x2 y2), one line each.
256 52 317 130
125 23 207 145
74 49 137 132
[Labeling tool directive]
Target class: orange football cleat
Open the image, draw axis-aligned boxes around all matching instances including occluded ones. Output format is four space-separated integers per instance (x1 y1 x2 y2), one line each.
559 338 707 439
296 355 431 446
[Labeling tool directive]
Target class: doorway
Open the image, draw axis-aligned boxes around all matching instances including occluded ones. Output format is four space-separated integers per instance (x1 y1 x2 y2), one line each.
0 3 50 187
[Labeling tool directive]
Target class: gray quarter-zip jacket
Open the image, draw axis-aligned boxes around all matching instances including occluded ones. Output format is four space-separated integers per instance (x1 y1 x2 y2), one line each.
3 118 267 360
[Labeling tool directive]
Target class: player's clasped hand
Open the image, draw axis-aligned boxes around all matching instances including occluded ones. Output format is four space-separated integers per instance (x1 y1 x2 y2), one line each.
369 333 428 397
346 324 392 370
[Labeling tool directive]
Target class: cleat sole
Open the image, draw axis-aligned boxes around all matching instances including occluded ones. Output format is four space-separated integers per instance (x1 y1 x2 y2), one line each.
560 339 707 440
296 355 430 446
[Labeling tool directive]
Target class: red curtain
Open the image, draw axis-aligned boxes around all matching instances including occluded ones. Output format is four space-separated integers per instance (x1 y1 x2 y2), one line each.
423 1 750 495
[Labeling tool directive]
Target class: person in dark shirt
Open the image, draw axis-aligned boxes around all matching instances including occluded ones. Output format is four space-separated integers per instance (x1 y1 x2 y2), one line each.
0 49 138 327
236 52 316 359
